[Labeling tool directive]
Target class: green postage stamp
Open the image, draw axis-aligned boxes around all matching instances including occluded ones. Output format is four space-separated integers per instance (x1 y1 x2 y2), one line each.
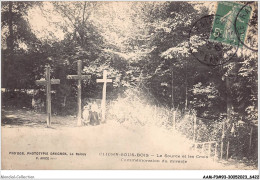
210 2 252 47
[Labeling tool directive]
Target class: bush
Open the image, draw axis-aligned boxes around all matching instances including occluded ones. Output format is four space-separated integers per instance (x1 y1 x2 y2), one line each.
2 90 32 108
107 88 172 129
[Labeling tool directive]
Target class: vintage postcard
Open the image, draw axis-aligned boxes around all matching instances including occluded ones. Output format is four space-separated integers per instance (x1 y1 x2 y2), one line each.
1 1 258 172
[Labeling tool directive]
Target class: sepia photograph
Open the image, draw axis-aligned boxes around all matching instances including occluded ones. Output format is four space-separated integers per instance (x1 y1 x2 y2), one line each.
1 0 258 173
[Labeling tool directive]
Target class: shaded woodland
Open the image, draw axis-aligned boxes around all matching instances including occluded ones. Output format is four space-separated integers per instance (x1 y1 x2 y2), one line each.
1 2 258 163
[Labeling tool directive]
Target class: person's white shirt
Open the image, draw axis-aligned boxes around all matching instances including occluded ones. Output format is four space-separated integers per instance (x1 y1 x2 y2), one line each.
91 102 99 112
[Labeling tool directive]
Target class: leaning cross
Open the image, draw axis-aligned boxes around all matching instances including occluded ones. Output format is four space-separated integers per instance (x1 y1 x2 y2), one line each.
67 60 91 126
36 65 60 127
96 70 112 123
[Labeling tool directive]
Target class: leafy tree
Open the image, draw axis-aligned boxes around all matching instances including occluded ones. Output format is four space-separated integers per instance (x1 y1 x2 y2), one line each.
1 1 44 90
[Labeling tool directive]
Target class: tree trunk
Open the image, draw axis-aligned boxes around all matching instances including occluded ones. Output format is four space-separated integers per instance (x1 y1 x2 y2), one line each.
7 2 14 52
225 76 233 160
5 2 14 91
226 77 232 123
226 140 230 160
193 114 197 142
171 63 174 109
220 118 225 159
249 126 253 152
184 61 188 111
62 96 67 107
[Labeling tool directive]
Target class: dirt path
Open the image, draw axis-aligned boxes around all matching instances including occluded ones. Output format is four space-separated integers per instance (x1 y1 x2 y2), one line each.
1 109 257 170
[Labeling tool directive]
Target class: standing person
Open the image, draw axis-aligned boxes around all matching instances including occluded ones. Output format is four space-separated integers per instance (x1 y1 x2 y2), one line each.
90 101 100 125
82 104 90 125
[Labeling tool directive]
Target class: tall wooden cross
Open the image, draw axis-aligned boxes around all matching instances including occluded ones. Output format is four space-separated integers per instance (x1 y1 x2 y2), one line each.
96 70 112 122
67 60 91 126
36 65 60 127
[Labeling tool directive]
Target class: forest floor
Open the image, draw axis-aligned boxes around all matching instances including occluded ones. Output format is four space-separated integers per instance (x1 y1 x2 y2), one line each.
1 107 258 170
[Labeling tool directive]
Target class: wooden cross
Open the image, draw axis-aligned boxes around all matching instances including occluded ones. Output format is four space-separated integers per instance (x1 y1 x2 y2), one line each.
36 65 60 127
67 60 91 126
96 70 112 123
